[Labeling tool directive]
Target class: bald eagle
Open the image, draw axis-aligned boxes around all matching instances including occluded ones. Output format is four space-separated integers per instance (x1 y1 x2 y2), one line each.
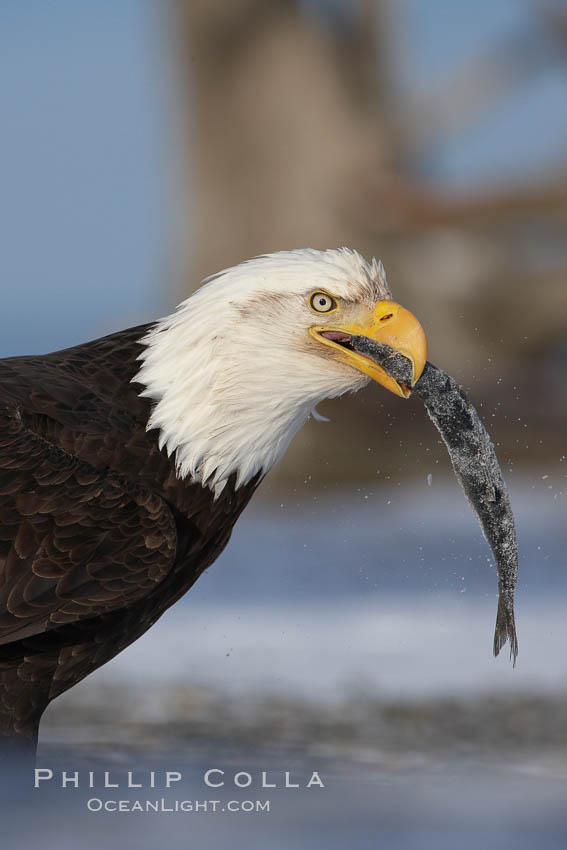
0 248 426 760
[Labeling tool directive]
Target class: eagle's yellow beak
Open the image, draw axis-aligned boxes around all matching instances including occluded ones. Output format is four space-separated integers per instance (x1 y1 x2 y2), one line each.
310 301 427 398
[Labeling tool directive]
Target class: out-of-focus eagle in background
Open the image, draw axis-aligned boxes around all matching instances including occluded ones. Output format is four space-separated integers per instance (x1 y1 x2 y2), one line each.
0 248 426 761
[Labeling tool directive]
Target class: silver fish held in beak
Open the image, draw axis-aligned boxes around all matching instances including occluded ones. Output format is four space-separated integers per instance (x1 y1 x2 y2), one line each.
349 336 519 666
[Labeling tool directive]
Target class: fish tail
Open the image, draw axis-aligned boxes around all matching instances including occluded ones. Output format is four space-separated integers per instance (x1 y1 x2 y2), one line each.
493 593 518 667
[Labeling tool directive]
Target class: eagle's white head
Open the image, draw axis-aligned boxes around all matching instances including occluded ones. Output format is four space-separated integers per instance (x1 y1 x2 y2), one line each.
135 248 427 496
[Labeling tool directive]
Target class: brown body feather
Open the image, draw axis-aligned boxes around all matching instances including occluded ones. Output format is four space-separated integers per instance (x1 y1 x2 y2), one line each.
0 325 259 758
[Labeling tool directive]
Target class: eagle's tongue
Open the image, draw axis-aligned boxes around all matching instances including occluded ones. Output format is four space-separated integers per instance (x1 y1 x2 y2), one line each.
319 331 352 344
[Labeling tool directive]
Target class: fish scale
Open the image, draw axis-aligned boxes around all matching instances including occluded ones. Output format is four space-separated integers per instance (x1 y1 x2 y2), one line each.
350 336 519 665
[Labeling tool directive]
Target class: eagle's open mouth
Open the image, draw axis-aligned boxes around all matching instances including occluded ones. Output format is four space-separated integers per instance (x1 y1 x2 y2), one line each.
317 329 413 398
318 330 377 365
318 330 413 395
318 330 378 368
310 300 426 399
318 330 356 350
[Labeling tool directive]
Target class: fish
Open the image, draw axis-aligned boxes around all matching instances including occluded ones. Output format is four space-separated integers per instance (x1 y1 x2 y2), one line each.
349 337 518 664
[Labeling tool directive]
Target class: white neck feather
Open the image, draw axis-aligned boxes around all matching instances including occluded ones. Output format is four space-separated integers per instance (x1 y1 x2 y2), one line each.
133 249 388 496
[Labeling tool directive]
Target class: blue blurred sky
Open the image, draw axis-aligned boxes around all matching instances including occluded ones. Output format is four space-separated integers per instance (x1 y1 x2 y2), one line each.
1 0 566 356
397 0 567 186
0 0 174 355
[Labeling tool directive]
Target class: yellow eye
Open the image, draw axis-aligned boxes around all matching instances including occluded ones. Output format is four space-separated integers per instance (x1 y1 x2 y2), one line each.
309 292 337 313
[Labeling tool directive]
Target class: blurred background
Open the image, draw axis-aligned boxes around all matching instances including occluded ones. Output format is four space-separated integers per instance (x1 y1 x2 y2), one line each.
2 1 567 847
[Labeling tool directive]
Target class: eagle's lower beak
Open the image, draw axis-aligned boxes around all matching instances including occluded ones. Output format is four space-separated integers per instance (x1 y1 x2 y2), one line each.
310 301 427 398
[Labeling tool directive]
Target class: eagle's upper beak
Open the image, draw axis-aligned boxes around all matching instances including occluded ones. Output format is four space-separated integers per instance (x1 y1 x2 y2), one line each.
310 301 427 398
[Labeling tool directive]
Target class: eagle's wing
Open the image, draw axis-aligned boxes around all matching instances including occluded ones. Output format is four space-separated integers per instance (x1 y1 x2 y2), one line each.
0 402 176 645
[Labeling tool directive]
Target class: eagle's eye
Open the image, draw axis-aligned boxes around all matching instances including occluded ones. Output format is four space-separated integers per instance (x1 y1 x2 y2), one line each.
309 292 337 313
